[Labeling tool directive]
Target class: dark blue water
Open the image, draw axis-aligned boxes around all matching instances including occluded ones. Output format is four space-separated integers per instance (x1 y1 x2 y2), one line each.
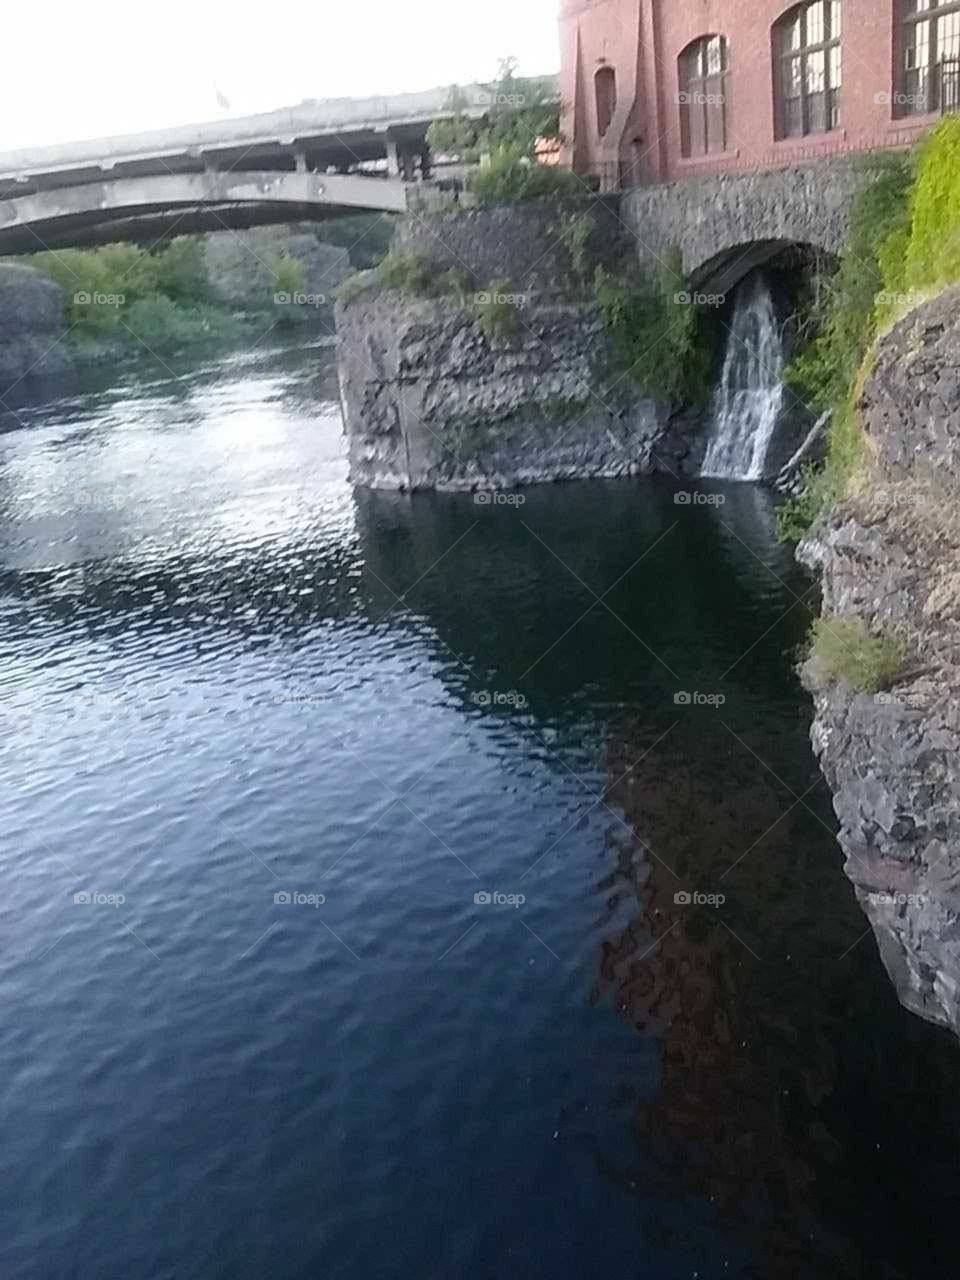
2 341 959 1280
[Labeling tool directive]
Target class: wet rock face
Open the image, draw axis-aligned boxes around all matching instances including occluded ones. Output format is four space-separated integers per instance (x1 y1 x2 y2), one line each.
335 287 683 491
802 283 960 1037
0 264 73 404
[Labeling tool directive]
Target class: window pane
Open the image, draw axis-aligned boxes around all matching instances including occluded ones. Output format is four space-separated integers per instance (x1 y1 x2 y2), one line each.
689 102 705 156
806 48 826 95
830 44 842 90
807 1 825 45
940 12 960 61
784 55 803 99
781 13 802 54
784 96 804 136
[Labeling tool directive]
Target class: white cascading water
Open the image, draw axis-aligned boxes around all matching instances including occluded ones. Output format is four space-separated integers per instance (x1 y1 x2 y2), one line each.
700 273 785 481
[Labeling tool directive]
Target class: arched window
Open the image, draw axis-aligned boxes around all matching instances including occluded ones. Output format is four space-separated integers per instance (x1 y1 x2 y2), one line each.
899 1 960 116
595 66 617 138
679 35 730 157
774 1 842 139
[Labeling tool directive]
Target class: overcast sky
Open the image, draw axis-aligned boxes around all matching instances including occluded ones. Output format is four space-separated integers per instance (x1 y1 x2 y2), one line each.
0 0 560 150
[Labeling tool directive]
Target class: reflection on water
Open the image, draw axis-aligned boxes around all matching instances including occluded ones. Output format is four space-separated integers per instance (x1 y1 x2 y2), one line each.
1 341 958 1280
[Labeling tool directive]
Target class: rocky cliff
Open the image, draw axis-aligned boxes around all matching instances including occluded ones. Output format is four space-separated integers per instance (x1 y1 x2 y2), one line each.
801 284 960 1038
336 286 674 490
0 263 73 406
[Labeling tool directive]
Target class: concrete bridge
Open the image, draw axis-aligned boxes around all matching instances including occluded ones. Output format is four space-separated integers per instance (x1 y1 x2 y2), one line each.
0 84 502 255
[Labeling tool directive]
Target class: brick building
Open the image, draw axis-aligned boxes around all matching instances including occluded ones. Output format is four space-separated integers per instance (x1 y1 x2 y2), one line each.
560 0 960 186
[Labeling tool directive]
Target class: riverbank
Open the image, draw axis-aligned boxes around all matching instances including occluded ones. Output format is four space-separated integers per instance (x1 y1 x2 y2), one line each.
770 119 960 1039
0 224 358 408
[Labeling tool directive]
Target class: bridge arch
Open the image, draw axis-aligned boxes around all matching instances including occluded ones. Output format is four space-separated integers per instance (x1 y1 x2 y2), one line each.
0 171 407 255
621 160 862 291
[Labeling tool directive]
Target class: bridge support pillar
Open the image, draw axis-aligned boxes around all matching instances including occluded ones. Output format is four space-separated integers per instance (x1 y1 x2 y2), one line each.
385 131 419 183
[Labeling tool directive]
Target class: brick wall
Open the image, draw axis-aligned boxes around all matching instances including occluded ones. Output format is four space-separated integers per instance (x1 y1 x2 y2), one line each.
561 0 945 185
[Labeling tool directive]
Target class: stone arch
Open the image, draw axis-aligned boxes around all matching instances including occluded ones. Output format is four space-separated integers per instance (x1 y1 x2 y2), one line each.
621 161 862 289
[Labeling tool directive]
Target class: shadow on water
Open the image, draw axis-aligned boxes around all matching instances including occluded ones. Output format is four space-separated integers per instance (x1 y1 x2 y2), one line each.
3 342 960 1279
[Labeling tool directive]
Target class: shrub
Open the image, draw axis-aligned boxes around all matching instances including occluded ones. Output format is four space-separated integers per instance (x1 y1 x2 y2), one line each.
778 153 913 538
471 278 523 343
786 153 912 414
553 211 594 289
468 145 582 205
593 252 712 405
901 115 960 294
807 616 907 694
123 297 242 350
376 249 441 295
374 250 472 299
149 237 211 304
426 58 561 165
333 271 378 304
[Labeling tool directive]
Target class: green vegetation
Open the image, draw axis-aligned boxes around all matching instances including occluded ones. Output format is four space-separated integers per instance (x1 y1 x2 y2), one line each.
807 616 907 694
371 249 472 299
781 118 960 539
553 211 594 288
30 236 313 351
316 213 396 269
593 252 713 405
426 58 559 165
899 116 960 296
470 279 523 343
426 58 577 207
271 255 309 328
468 145 582 205
123 297 245 349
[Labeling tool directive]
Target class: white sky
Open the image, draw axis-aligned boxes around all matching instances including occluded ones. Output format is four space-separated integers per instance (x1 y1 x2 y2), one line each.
0 0 560 150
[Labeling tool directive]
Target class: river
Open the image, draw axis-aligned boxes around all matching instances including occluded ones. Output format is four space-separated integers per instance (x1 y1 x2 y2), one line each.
2 338 959 1280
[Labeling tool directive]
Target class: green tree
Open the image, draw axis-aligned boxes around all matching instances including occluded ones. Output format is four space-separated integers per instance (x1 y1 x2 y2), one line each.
426 58 560 164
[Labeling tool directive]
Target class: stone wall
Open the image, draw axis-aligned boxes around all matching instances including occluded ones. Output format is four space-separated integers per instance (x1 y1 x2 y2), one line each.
801 284 960 1039
621 161 862 291
393 198 627 295
336 285 671 491
0 263 73 406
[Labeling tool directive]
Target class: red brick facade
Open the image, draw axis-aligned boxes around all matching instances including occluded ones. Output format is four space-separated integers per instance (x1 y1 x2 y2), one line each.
560 0 951 186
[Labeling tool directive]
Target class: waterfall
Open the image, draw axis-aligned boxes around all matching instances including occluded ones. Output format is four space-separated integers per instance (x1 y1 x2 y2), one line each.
700 274 785 482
